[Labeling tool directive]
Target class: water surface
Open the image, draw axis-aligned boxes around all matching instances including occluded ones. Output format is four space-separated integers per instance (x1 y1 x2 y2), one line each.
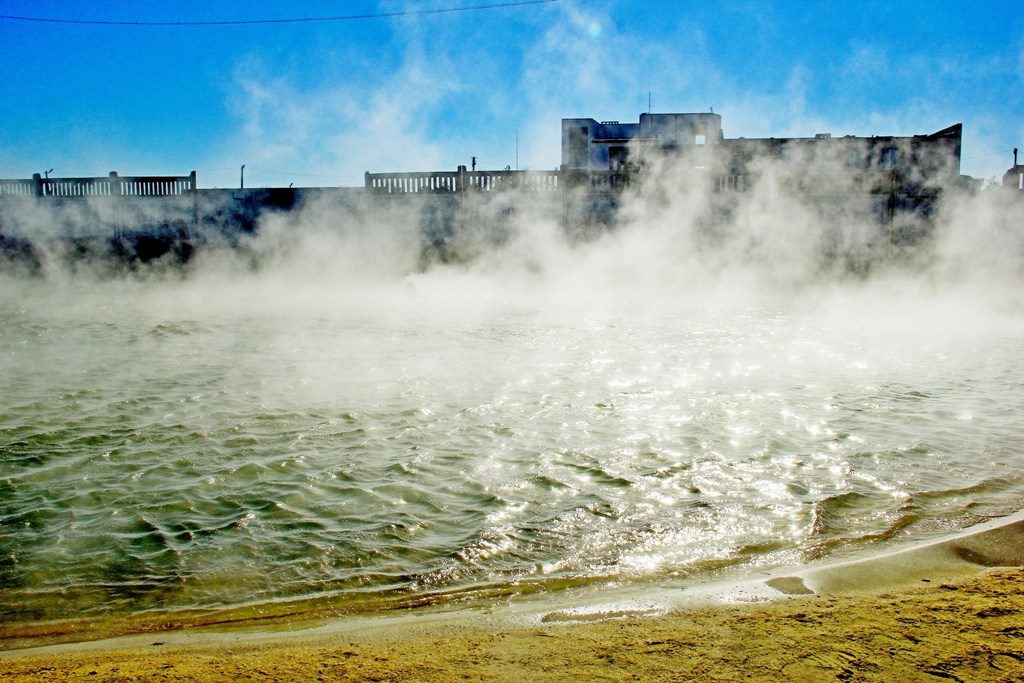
1 269 1022 627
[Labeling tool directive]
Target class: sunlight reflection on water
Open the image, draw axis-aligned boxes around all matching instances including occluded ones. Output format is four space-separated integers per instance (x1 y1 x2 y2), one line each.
1 276 1023 623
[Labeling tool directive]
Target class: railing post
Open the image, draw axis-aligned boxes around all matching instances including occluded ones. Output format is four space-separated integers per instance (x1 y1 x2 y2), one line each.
32 173 43 197
111 171 125 240
559 165 568 231
457 165 467 194
364 171 371 189
190 170 199 236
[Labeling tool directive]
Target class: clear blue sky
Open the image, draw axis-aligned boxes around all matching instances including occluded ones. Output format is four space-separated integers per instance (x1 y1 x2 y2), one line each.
1 1 1021 187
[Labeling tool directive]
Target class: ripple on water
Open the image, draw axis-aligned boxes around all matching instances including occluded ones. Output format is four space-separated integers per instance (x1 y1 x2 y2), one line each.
1 303 1023 627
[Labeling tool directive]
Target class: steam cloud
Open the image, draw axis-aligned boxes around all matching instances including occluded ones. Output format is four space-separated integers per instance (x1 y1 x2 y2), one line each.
1 1 1021 361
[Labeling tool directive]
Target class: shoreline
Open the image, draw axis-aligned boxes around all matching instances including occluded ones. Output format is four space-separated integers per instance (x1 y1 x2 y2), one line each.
1 570 1022 680
2 510 1024 678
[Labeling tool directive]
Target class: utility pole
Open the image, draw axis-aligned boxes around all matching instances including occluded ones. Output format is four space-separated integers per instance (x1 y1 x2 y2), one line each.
44 168 53 180
516 130 519 171
240 164 245 189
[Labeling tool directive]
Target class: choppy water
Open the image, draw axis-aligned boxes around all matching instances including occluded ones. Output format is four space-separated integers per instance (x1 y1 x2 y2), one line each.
1 268 1023 630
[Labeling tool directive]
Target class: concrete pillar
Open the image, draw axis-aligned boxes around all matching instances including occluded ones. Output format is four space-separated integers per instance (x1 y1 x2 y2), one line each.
189 171 199 235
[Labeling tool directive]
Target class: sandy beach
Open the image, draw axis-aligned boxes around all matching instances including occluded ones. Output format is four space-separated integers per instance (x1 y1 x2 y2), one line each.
3 514 1023 681
0 568 1021 681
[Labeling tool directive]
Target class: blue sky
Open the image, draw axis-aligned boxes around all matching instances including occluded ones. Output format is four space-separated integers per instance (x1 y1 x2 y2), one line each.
1 0 1021 187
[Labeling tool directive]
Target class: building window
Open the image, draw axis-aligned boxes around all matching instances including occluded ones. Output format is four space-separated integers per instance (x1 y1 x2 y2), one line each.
695 134 706 145
846 148 861 168
880 147 900 170
569 126 590 168
609 146 629 172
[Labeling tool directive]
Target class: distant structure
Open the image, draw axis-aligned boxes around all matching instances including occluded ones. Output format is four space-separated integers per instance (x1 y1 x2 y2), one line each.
561 112 963 190
562 113 724 172
0 111 1002 270
1003 148 1023 191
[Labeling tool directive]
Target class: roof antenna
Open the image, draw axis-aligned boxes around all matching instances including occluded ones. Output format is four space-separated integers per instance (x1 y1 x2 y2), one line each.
648 91 652 114
1015 147 1019 166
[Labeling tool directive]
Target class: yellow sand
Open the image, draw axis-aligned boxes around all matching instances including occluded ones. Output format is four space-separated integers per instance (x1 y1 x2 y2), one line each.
2 567 1023 681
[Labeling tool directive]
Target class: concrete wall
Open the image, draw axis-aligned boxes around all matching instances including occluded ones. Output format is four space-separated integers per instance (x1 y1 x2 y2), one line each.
639 113 723 148
562 113 724 171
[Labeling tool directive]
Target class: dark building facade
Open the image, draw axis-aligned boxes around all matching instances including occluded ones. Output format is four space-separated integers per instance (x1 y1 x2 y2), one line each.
561 112 963 193
1004 148 1023 191
562 113 724 172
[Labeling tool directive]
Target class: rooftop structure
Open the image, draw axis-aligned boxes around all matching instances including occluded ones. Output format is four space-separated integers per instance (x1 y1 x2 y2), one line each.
562 113 724 172
1004 148 1023 191
561 112 963 188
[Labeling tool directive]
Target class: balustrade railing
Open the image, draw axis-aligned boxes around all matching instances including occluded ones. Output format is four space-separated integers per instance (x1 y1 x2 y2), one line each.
0 171 197 198
365 167 644 195
366 167 567 194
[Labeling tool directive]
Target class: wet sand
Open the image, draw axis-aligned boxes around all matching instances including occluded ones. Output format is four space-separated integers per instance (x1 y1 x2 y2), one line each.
0 568 1022 681
3 515 1024 681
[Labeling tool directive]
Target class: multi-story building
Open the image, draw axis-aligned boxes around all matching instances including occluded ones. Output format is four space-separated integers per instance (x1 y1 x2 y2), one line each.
562 113 724 173
561 112 963 193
